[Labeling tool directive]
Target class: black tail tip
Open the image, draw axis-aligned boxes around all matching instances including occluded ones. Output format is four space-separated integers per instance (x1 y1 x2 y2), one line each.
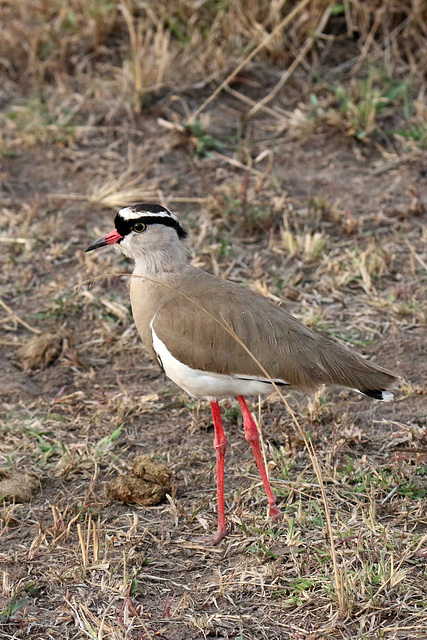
360 388 394 402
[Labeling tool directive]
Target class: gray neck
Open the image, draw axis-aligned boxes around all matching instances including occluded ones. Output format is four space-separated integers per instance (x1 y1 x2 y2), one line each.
133 243 187 276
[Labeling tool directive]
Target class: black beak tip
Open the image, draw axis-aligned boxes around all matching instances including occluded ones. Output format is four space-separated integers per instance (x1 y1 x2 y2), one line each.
85 238 107 253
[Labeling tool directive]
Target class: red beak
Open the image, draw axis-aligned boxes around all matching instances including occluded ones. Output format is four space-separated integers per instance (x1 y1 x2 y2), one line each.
85 229 123 252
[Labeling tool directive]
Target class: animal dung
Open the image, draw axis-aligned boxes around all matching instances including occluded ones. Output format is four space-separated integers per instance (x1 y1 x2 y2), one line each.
130 456 171 486
17 331 64 370
0 471 39 503
105 455 171 506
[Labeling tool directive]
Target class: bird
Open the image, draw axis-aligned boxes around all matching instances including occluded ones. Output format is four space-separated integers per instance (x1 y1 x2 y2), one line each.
85 203 397 545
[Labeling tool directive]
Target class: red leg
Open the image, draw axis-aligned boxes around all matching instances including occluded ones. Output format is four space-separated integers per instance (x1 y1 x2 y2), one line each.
237 396 281 521
208 400 227 545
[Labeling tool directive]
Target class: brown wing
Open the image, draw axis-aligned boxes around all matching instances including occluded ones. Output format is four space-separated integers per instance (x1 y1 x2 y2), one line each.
152 269 396 393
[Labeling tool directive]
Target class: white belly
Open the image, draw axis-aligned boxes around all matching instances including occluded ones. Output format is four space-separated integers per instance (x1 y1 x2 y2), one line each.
151 322 288 399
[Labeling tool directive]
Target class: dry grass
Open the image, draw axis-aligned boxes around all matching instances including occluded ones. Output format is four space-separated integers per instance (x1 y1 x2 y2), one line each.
1 1 427 638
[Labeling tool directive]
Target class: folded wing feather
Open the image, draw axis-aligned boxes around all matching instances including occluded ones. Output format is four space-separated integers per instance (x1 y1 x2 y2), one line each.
151 268 396 394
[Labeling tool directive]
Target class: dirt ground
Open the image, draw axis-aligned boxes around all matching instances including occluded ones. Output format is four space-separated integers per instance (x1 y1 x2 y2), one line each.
1 12 427 639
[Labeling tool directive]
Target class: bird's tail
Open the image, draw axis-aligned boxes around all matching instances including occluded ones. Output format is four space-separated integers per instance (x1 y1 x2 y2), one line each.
306 338 398 400
354 387 394 402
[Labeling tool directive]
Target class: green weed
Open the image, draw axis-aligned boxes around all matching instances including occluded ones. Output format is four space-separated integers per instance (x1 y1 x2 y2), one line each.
0 595 28 623
333 72 408 140
92 423 125 457
184 122 223 157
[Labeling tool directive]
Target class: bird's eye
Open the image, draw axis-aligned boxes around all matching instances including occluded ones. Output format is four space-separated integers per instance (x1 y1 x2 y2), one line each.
133 222 147 233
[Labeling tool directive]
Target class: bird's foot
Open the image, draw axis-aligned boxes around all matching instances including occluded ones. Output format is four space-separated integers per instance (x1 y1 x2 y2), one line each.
193 528 227 547
269 504 282 522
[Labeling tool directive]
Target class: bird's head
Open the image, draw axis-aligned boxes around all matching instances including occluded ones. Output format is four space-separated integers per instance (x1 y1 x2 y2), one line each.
85 203 187 262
